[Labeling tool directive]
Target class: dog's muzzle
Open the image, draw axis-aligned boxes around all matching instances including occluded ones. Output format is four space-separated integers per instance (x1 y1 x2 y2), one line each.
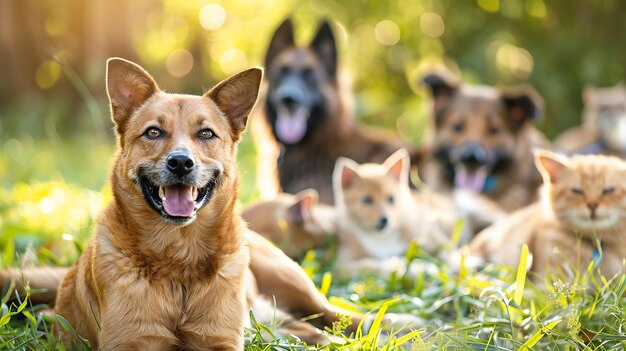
137 152 220 225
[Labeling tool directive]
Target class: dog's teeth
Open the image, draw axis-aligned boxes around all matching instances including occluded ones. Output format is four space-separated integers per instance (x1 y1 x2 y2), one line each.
192 187 198 199
159 186 166 200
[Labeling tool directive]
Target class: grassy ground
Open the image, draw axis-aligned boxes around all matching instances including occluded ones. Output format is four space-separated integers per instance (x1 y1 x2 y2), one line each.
1 138 626 350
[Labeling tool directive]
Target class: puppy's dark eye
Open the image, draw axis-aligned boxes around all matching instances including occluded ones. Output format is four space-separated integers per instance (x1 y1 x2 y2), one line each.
570 187 584 195
198 129 215 140
602 187 616 195
452 122 465 133
388 195 395 204
144 127 163 140
362 196 374 206
488 126 500 135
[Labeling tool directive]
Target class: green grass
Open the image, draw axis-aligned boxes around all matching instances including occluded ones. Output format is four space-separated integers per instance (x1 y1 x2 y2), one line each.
1 139 626 350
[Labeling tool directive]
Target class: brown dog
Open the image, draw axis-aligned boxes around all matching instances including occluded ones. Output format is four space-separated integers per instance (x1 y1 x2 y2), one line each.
50 58 373 349
419 68 551 214
53 58 261 349
252 18 410 204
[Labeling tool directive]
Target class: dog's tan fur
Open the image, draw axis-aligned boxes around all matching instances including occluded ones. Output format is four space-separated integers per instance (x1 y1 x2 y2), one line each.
420 69 551 214
53 58 261 350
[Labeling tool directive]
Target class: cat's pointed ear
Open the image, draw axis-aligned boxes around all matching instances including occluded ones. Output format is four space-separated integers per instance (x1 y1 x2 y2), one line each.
333 157 360 190
384 149 410 184
534 149 569 183
287 189 319 225
583 84 597 105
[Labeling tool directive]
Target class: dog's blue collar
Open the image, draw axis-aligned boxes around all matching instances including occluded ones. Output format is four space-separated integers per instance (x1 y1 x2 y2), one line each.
483 175 497 192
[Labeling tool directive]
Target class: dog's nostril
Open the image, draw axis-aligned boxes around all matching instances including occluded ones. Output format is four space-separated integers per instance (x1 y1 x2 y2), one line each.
166 152 194 177
378 216 388 230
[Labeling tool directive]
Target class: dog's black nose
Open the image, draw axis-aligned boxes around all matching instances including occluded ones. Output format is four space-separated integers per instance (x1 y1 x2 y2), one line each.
377 216 388 230
166 152 194 177
459 145 487 168
280 93 299 107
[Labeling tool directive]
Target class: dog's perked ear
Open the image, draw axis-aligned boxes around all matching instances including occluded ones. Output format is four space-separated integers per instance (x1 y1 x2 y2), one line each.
265 18 295 70
421 69 459 122
311 19 337 78
500 85 544 132
106 58 159 136
287 189 319 225
206 68 263 141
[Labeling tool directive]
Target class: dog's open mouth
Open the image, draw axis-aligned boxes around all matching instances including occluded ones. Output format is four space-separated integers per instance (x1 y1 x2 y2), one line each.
139 176 216 223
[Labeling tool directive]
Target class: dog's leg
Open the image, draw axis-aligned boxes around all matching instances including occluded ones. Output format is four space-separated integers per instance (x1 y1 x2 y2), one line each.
0 267 67 304
247 231 362 332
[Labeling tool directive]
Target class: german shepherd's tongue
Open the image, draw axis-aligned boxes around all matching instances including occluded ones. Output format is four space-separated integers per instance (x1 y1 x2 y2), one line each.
276 108 308 144
163 184 196 217
454 166 488 193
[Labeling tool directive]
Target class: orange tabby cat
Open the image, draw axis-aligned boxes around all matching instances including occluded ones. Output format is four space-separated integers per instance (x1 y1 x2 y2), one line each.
470 150 626 279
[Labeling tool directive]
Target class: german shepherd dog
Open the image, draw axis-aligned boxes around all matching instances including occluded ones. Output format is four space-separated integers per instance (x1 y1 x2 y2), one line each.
253 18 408 204
48 58 367 349
419 68 551 213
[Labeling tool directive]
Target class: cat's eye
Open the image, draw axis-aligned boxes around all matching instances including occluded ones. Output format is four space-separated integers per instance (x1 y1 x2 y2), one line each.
362 196 374 206
198 128 216 140
570 188 584 196
144 127 163 140
388 195 395 204
602 187 616 195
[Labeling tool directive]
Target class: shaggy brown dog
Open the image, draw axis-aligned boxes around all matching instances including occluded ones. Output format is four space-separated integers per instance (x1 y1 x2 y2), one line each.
252 18 409 204
419 68 551 213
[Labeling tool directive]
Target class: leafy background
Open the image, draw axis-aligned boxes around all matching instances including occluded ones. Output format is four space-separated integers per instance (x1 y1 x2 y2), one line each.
1 0 625 349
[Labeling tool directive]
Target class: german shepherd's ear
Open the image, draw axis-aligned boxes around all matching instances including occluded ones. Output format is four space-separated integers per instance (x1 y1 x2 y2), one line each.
106 57 159 136
384 149 410 185
265 18 295 69
421 69 459 121
206 68 263 141
500 85 544 132
534 149 569 183
311 19 337 78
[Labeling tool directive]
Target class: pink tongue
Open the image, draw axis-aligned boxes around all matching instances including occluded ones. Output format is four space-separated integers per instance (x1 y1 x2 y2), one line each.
454 167 487 193
163 185 195 217
276 109 308 144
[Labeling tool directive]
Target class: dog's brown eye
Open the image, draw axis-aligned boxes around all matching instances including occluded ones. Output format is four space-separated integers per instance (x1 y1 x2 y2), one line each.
452 122 465 133
388 195 394 204
198 129 215 140
570 187 584 196
602 187 616 195
488 126 500 135
144 127 162 140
